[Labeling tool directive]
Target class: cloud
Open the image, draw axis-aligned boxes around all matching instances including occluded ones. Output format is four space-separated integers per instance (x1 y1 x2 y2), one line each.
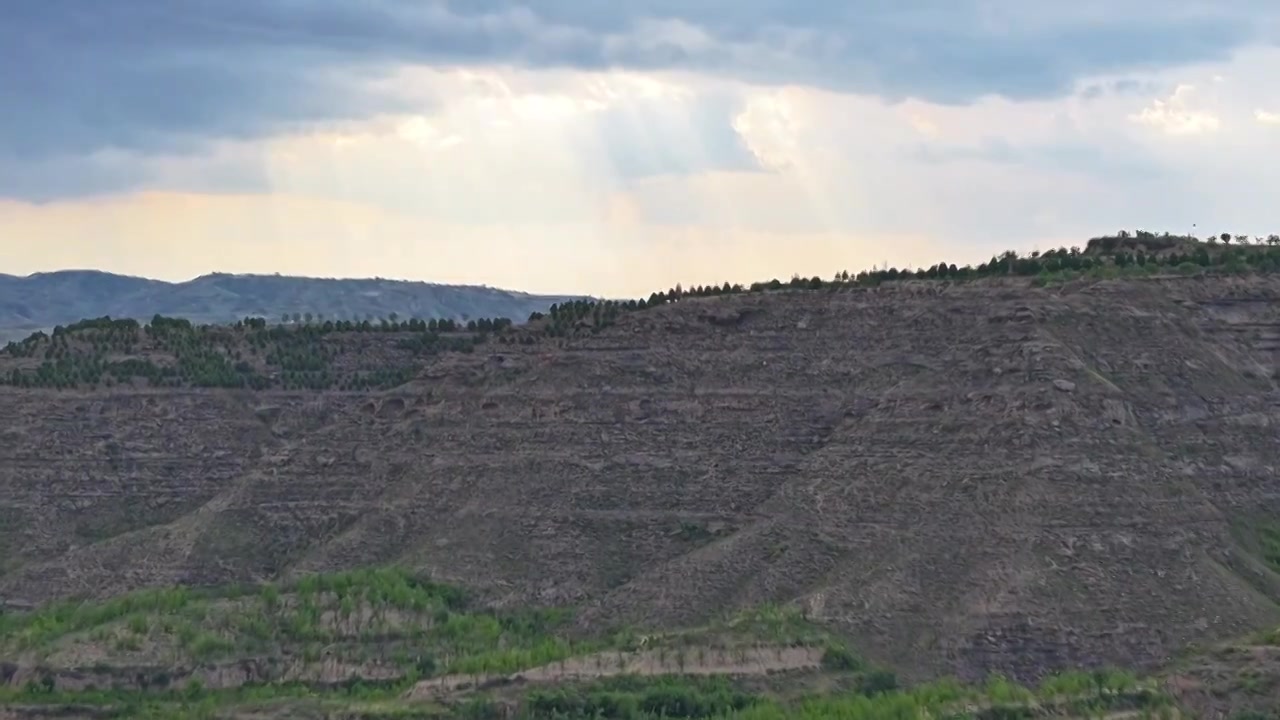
1258 109 1280 124
7 4 1280 292
4 0 1274 184
8 44 1280 295
1128 84 1222 135
593 90 763 178
607 47 1280 251
220 68 769 224
0 141 274 204
4 62 764 202
1078 78 1163 100
908 138 1167 185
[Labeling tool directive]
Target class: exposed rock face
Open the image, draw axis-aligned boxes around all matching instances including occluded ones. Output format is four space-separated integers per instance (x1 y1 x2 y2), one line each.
4 275 1280 682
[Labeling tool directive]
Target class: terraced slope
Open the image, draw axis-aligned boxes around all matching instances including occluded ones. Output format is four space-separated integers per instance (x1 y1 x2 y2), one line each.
0 567 1171 719
3 273 1280 688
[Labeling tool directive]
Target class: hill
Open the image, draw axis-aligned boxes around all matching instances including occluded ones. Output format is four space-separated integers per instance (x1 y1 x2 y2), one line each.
5 231 1280 717
0 270 584 342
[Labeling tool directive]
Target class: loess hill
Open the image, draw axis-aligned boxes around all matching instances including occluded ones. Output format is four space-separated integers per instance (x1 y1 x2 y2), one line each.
4 236 1280 692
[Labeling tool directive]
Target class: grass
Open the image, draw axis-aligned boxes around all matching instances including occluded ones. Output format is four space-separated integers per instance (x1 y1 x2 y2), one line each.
620 603 833 655
0 570 1176 719
0 676 444 719
1229 516 1280 644
1252 520 1280 575
451 667 1166 720
0 571 830 718
0 567 587 679
0 667 1171 720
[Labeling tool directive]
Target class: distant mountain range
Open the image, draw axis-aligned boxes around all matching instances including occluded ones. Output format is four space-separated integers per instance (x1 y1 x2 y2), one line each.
0 270 586 341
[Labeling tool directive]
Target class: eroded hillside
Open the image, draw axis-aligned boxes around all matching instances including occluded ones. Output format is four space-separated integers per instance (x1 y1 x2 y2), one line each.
4 268 1280 694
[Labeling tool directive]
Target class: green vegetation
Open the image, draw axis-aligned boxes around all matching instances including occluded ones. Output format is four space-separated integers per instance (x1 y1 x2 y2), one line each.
537 229 1280 335
519 676 759 719
0 568 1183 719
713 672 1166 720
0 568 583 717
675 603 830 651
0 667 1169 719
1251 519 1280 575
5 229 1280 392
0 572 842 682
454 668 1166 720
0 569 847 718
0 677 454 719
0 311 515 391
0 567 590 677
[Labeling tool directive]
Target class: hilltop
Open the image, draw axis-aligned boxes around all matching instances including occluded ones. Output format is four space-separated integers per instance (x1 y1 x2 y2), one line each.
4 231 1280 718
0 270 585 343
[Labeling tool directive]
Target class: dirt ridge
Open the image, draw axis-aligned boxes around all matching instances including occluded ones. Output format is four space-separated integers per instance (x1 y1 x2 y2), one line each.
4 274 1280 682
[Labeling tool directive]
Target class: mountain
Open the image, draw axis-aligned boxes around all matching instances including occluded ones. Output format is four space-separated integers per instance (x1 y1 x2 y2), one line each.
6 265 1280 673
5 237 1280 717
0 270 585 340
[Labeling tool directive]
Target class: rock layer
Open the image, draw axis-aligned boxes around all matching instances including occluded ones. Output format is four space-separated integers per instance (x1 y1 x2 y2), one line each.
4 275 1280 681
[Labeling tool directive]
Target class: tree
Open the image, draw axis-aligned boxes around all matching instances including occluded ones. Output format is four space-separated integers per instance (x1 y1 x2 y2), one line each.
1220 232 1232 244
291 312 302 324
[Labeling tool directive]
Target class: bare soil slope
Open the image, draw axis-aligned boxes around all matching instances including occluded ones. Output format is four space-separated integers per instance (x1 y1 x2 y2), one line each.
4 274 1280 683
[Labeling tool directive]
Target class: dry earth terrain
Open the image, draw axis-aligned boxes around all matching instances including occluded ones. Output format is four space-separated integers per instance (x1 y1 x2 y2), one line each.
4 248 1280 717
5 271 1280 677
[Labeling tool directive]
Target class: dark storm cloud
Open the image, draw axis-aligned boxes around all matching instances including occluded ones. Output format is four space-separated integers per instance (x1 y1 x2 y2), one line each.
0 147 275 204
2 1 418 159
1 0 1272 198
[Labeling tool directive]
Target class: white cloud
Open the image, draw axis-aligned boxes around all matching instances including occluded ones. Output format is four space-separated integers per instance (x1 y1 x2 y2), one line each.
8 45 1280 295
11 0 1277 199
905 114 941 138
1257 109 1280 125
1128 84 1221 135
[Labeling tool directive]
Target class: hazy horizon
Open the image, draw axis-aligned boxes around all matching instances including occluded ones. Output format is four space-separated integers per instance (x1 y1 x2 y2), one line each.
0 267 589 297
5 3 1280 297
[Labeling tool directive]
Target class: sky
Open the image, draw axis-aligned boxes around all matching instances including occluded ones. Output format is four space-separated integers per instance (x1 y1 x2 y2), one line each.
3 2 1280 297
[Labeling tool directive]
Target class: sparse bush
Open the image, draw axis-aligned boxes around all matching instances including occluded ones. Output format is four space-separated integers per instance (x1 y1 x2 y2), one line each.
858 669 899 696
17 232 1273 390
820 644 861 671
